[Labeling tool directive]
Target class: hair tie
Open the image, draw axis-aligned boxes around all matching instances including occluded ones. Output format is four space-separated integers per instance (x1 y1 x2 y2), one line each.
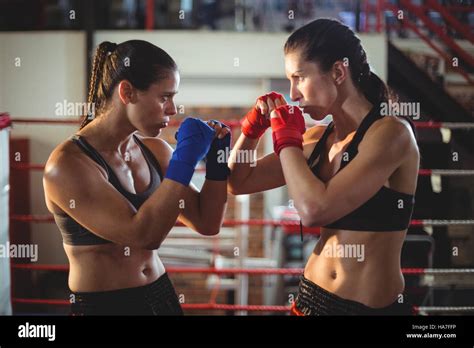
107 42 117 55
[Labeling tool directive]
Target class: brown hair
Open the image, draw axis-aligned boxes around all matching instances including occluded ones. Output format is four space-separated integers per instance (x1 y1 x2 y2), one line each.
80 40 177 129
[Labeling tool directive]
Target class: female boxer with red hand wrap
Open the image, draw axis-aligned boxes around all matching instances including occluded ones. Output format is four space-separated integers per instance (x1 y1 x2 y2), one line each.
229 19 419 316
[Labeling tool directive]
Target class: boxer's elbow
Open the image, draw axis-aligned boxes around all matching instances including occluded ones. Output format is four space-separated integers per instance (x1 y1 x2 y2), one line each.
297 199 328 227
136 231 163 250
133 216 168 250
142 241 162 250
227 180 243 195
198 226 220 236
197 221 221 236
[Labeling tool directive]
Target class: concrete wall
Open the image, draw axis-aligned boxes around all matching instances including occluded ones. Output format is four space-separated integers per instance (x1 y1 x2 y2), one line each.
0 32 86 264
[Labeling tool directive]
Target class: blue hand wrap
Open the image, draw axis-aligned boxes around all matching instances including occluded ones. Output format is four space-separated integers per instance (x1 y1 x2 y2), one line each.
165 118 215 186
205 120 231 181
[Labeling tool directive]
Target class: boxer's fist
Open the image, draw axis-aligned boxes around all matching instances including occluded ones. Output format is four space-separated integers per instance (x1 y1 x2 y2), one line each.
241 92 286 139
270 105 306 156
165 118 216 186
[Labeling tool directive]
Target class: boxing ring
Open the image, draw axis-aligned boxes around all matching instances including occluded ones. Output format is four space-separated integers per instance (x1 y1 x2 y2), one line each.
6 116 474 315
0 113 12 315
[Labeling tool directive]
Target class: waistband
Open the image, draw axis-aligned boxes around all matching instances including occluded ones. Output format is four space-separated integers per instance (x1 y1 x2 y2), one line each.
71 273 183 315
293 275 413 316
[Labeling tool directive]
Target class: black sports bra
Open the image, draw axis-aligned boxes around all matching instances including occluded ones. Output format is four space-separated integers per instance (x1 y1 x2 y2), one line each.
53 134 163 245
306 106 415 232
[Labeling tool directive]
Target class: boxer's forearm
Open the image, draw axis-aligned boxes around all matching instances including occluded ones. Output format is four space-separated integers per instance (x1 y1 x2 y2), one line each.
199 180 227 234
228 133 259 189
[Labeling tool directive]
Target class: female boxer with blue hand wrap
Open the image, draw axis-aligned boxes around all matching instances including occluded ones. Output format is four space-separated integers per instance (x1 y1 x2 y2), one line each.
43 40 231 315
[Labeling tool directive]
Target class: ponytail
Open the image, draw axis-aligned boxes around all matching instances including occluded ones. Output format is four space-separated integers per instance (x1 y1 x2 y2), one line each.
359 70 391 106
80 41 117 129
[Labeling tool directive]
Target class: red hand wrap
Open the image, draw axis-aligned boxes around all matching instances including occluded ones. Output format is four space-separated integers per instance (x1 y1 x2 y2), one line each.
270 105 306 156
241 92 283 139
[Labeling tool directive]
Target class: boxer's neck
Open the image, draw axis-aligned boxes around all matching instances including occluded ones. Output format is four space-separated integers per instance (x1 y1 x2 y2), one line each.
78 108 135 155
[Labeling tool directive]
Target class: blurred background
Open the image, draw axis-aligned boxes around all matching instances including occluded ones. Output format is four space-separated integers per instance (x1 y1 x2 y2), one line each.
0 0 473 315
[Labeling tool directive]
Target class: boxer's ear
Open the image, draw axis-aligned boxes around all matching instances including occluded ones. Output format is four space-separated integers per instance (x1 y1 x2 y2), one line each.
332 61 349 85
118 80 136 104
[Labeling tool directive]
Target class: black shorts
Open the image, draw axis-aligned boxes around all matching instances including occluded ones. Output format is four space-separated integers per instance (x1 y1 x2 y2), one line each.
293 275 413 316
71 273 183 316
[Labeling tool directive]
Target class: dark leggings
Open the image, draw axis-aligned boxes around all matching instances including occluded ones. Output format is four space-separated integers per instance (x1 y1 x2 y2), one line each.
71 273 183 316
292 275 413 316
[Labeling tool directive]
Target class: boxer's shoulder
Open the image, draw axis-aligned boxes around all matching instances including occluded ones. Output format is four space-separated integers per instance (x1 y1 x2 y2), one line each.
135 136 174 174
44 137 105 182
137 136 172 154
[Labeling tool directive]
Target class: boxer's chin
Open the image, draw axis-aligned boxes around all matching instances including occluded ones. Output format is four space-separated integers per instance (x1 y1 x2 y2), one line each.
144 122 168 137
139 127 158 138
305 107 327 121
